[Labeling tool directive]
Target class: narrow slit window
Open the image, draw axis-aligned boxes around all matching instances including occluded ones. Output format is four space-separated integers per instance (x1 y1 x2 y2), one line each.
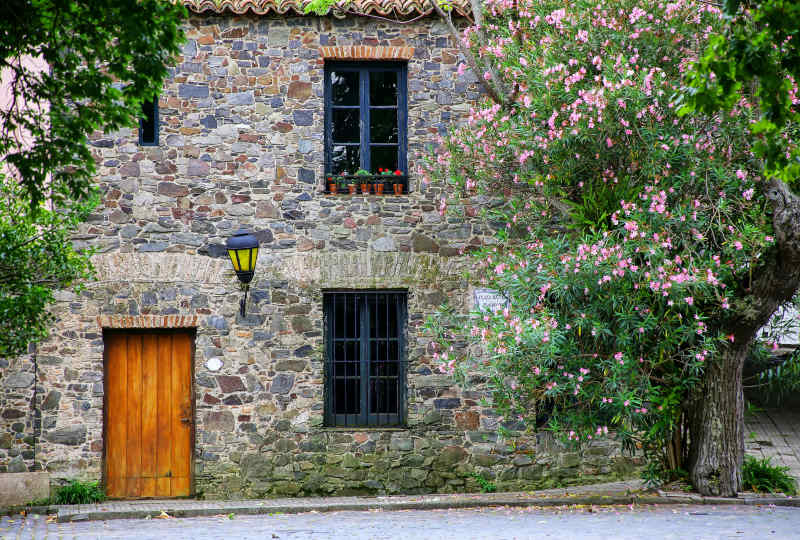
139 98 158 146
324 291 407 427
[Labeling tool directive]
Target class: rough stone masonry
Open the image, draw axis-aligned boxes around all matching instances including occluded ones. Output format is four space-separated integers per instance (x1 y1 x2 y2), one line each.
0 7 638 499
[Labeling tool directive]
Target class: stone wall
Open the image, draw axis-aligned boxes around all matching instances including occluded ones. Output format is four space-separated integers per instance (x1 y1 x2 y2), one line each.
0 13 638 498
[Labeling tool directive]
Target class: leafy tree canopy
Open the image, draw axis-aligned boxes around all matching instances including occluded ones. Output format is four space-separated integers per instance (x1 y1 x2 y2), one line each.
680 0 800 183
0 0 186 207
0 0 185 356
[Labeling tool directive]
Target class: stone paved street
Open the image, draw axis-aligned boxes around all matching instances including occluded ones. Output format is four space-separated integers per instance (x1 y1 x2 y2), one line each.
745 408 800 483
2 504 799 540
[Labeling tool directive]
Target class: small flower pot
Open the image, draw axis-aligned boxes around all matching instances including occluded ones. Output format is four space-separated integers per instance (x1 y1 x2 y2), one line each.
348 185 357 195
393 183 404 195
375 183 384 195
329 184 337 194
360 183 370 194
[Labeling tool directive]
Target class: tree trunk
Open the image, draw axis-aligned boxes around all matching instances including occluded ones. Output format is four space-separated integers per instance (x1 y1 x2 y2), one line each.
689 344 746 496
689 179 800 496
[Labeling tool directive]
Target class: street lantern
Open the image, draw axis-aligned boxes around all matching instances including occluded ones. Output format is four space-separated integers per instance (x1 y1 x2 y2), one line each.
226 228 259 317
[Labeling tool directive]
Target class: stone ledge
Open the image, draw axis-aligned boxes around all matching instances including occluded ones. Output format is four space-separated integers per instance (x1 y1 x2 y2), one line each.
0 472 49 507
97 315 199 329
319 45 415 60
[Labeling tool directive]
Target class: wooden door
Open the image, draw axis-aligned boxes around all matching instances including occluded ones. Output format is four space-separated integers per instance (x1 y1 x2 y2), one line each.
105 331 193 498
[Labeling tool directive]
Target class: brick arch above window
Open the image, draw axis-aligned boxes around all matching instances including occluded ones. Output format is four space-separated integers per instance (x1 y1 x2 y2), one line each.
319 46 415 61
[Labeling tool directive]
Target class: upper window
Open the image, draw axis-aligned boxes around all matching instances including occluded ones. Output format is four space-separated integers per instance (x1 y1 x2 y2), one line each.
324 291 407 427
139 98 158 146
324 63 408 191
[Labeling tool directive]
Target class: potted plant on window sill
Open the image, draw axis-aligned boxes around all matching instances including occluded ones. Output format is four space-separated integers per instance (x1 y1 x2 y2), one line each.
379 168 405 195
355 169 372 194
327 174 339 195
338 175 355 195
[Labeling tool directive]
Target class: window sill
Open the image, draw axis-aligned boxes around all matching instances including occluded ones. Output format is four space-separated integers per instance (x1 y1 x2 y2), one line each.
323 192 412 197
320 426 408 432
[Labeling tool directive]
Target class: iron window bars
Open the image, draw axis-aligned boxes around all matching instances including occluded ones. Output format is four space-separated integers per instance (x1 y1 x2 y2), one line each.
324 62 408 193
324 290 407 427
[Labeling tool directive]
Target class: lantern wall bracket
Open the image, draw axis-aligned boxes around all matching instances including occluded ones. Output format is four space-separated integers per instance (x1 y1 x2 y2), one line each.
226 228 260 319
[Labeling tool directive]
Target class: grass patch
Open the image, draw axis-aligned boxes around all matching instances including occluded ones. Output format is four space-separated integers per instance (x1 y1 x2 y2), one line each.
742 455 798 496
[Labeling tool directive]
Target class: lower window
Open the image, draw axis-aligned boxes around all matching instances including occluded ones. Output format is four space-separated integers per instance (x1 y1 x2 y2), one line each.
324 290 407 427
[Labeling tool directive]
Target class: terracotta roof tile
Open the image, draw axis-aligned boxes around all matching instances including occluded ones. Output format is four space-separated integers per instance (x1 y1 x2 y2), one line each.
183 0 469 17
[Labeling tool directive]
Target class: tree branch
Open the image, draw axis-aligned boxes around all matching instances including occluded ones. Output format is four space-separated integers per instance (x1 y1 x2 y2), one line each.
429 1 508 106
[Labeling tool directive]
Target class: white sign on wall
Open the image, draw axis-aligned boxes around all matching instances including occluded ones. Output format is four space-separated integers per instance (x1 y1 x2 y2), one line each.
473 288 510 313
206 357 223 371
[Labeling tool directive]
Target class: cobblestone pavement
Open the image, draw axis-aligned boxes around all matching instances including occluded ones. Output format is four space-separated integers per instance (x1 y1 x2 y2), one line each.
745 408 800 482
2 504 799 540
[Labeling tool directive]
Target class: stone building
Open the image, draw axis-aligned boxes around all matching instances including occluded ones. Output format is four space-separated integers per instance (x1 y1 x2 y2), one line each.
0 0 634 498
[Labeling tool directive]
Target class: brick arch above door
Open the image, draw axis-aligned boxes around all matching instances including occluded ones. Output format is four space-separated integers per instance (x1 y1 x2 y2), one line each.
97 315 199 329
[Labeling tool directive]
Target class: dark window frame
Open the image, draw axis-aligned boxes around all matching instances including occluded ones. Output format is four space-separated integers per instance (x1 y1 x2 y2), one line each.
139 98 159 146
323 290 408 428
323 62 408 192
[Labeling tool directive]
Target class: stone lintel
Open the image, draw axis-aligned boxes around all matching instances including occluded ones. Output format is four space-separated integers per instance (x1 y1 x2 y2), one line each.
97 315 199 329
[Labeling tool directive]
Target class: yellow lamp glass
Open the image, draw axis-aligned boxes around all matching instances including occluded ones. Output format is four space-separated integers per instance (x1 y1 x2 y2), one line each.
228 246 258 273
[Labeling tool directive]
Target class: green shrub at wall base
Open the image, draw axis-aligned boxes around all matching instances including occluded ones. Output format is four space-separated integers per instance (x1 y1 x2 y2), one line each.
52 480 106 505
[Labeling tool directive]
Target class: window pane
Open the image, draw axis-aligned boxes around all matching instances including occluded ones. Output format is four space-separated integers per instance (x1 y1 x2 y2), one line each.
370 71 397 106
370 341 399 365
331 71 359 106
333 295 360 339
331 145 360 175
334 379 360 414
332 109 360 143
370 377 398 414
370 146 398 173
370 108 398 144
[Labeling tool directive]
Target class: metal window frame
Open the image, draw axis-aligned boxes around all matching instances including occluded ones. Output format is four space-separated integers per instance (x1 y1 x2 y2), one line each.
323 62 409 192
138 98 159 146
323 290 408 427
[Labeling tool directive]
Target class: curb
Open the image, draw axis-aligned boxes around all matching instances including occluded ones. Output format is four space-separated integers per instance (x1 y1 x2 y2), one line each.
56 494 640 522
51 490 800 523
5 480 798 523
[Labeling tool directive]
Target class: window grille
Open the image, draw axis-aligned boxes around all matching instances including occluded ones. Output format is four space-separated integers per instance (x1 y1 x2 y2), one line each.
324 290 407 427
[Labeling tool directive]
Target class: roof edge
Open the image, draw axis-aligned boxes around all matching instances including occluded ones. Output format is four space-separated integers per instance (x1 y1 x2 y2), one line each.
183 0 470 18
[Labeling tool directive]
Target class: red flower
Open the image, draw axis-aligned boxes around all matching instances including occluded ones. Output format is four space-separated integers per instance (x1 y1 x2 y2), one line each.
394 169 402 175
378 168 384 173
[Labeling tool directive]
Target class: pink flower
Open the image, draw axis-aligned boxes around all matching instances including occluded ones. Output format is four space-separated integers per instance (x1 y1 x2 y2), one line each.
734 241 743 250
457 63 466 76
742 188 754 200
685 296 694 305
